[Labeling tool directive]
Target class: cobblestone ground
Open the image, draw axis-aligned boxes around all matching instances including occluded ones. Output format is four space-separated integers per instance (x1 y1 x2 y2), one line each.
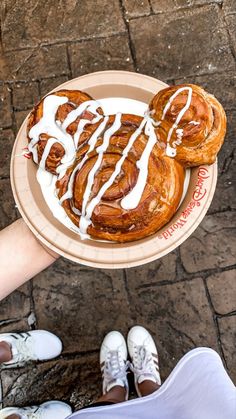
0 0 235 411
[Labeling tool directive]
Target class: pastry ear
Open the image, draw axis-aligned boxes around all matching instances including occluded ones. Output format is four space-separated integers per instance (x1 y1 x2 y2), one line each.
149 84 226 167
27 90 103 174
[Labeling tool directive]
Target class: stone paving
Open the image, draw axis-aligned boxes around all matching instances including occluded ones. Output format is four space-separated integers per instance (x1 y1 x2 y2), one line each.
0 0 235 411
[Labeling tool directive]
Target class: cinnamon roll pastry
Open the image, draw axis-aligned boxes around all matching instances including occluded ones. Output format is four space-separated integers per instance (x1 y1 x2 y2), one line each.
149 84 226 167
27 90 104 174
26 83 226 243
57 114 184 242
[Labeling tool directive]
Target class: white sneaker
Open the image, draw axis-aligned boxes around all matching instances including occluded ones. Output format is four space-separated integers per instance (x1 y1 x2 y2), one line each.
0 401 72 419
0 331 62 368
100 331 129 400
127 326 161 397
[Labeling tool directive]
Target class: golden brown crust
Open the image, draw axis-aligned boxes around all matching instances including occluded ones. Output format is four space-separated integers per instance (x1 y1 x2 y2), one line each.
57 114 184 242
149 84 226 167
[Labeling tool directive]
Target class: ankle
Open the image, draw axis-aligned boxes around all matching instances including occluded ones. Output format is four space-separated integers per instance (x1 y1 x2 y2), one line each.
0 341 13 363
97 385 126 403
138 379 160 397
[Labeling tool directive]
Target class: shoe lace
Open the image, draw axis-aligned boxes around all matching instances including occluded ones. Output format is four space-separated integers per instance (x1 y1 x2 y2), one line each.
130 346 157 381
21 405 42 419
28 410 42 419
104 350 129 387
14 335 35 364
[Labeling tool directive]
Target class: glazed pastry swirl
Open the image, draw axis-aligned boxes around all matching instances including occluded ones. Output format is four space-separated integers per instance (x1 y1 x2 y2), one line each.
149 84 226 167
57 113 184 242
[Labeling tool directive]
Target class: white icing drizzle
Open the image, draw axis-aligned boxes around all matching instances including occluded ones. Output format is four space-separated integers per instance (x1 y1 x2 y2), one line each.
161 87 193 157
29 141 39 163
79 113 122 234
36 167 83 235
144 109 161 127
82 117 147 229
152 120 161 127
121 119 157 210
62 100 100 130
60 116 109 204
176 128 184 140
71 206 81 216
166 143 177 157
28 95 74 166
74 117 97 149
38 137 59 170
172 128 184 149
28 95 102 174
189 120 200 126
63 100 102 149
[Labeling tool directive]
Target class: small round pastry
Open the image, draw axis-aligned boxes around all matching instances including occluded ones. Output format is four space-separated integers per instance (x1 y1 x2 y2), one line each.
149 84 226 167
57 113 185 242
27 89 104 174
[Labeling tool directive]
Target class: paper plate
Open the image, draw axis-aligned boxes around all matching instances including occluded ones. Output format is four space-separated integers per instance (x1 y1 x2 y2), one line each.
10 70 217 268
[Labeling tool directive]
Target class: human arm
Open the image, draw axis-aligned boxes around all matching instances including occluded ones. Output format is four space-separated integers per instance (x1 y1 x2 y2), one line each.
0 218 59 300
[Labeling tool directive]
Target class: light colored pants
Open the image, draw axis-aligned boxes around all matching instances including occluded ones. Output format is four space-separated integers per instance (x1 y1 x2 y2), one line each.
68 347 236 419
